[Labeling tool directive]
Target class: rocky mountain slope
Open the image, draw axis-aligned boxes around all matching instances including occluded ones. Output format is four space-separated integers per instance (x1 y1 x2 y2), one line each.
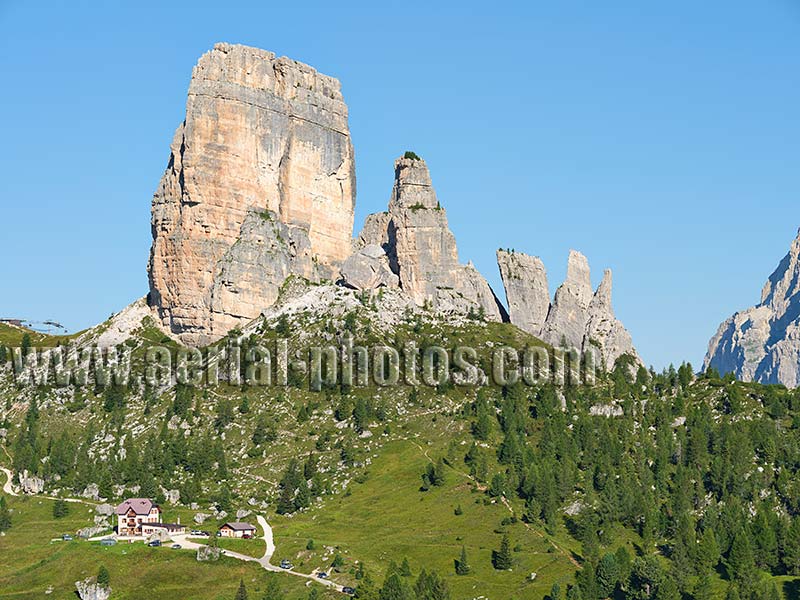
705 228 800 387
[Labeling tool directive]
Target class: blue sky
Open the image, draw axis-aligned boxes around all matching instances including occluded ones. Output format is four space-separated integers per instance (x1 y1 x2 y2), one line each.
1 1 798 369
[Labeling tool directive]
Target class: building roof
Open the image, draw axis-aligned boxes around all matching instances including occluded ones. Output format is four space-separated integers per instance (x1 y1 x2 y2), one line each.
221 522 256 531
115 498 160 516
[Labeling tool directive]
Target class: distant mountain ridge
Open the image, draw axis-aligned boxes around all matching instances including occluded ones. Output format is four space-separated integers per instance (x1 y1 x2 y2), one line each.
705 228 800 387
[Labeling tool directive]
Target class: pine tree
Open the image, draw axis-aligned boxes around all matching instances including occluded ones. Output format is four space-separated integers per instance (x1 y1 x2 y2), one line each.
783 517 800 575
724 584 741 600
456 546 470 575
596 552 619 598
566 585 583 600
693 573 714 600
726 528 756 586
399 557 412 577
753 506 778 570
379 572 412 600
261 575 284 600
235 579 248 600
550 582 562 600
493 535 513 570
97 565 110 587
53 499 69 519
655 578 680 600
698 527 721 572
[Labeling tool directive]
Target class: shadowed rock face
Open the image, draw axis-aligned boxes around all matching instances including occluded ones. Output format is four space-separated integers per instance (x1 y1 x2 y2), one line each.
705 229 800 387
354 156 505 320
148 43 355 345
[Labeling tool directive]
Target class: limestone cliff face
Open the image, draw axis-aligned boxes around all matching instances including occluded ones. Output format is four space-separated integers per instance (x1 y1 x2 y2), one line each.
496 250 550 336
352 156 505 320
148 43 355 344
582 269 638 371
497 249 638 369
541 250 594 350
705 229 800 387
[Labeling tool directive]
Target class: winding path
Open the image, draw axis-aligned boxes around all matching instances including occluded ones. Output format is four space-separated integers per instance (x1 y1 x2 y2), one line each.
172 514 344 593
1 466 17 496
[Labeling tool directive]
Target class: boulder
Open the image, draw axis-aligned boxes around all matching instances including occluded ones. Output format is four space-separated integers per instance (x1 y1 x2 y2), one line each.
78 525 108 539
75 579 111 600
340 244 398 290
19 470 44 495
193 513 210 524
95 504 114 517
81 484 100 501
162 489 180 505
197 545 221 562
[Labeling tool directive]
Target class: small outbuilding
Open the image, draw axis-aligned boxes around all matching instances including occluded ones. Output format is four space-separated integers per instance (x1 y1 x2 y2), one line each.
219 522 257 538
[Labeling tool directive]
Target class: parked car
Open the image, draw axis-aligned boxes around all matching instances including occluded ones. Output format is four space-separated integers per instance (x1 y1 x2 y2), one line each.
100 538 116 546
317 572 329 579
190 530 204 536
61 534 73 541
171 544 182 550
148 540 161 547
242 533 253 539
342 587 356 596
279 559 293 569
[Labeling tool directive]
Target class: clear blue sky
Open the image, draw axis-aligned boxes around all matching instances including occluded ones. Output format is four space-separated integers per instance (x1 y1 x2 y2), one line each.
1 1 798 369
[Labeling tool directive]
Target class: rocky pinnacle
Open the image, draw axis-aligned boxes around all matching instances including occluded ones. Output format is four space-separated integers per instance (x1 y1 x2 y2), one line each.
148 43 356 345
705 228 800 387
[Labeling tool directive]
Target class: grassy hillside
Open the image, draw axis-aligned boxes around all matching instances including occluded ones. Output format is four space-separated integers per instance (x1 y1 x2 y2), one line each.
2 288 800 599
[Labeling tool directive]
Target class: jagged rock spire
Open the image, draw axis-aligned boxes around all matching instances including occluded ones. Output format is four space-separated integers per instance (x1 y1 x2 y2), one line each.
541 250 593 350
351 155 505 320
583 269 639 370
706 227 800 387
498 249 639 369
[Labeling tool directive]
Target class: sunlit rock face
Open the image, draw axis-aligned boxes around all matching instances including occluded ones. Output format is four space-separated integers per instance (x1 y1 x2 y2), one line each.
497 249 639 370
354 156 505 320
706 228 800 387
148 43 355 345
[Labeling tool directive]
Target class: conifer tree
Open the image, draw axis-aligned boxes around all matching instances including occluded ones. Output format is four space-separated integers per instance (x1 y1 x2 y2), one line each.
726 528 756 586
53 499 69 519
97 565 110 587
493 535 513 570
456 546 470 575
596 552 619 598
235 579 248 600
